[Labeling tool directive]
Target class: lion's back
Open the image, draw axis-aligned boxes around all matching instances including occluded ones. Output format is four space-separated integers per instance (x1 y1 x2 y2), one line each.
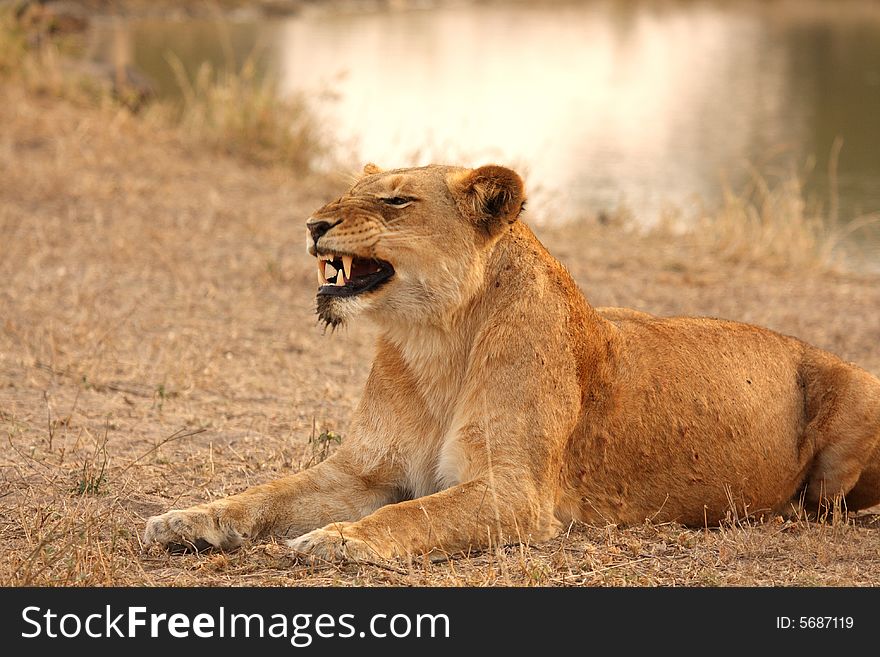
563 310 813 525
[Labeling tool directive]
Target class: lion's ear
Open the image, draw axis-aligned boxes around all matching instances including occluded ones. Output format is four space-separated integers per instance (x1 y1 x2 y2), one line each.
448 165 526 235
362 163 383 175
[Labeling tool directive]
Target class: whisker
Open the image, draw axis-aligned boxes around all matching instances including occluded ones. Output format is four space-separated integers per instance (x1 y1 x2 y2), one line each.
378 235 444 243
378 215 420 228
379 231 443 238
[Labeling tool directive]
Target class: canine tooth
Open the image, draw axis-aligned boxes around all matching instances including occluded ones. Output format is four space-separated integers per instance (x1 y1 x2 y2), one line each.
318 259 327 284
335 270 346 286
342 255 353 280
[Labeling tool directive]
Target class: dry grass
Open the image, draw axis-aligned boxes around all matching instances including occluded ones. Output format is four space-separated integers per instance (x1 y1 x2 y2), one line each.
2 49 880 586
0 7 90 100
556 151 879 277
1 6 328 172
0 7 26 74
672 158 880 273
148 53 328 172
691 173 830 271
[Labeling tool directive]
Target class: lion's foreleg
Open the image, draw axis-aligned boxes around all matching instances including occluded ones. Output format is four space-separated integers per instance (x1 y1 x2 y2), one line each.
287 475 560 560
144 450 395 551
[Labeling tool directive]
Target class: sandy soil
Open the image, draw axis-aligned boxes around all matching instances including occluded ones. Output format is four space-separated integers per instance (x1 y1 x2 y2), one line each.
2 83 880 586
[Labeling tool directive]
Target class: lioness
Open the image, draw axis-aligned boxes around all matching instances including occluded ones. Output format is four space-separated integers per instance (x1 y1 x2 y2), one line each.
145 164 880 560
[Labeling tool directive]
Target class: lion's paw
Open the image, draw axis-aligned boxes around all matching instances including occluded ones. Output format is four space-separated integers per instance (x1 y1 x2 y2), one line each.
287 523 391 562
144 507 242 552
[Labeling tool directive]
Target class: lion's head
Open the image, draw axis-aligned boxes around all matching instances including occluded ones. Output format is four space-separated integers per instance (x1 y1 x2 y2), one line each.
306 163 526 328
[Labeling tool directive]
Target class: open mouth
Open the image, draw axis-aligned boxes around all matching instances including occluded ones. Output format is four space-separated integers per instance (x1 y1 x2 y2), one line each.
316 253 395 297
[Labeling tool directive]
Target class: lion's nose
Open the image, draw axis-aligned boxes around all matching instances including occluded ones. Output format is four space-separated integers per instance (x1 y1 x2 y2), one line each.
307 220 333 242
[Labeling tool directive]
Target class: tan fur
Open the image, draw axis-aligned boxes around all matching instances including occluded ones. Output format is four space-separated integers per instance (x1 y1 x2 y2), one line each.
145 164 880 561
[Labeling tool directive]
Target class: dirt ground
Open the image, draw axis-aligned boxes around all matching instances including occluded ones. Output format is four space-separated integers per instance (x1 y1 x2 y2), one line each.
2 83 880 586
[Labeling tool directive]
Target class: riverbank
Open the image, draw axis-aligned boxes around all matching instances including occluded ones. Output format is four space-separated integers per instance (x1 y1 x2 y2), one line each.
2 77 880 585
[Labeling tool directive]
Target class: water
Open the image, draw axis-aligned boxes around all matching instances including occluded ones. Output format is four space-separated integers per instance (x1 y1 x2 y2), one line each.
88 1 880 254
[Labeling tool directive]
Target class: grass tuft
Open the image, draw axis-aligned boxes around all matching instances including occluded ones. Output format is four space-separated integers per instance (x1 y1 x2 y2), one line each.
1 9 328 173
0 7 27 74
697 171 828 270
73 426 109 496
303 418 342 468
653 162 879 272
154 52 328 173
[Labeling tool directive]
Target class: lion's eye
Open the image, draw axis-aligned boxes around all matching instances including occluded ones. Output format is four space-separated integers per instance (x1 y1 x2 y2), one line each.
380 196 413 206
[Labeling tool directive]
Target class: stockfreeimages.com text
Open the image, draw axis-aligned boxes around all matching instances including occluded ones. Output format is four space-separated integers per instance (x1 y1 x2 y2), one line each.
21 605 450 646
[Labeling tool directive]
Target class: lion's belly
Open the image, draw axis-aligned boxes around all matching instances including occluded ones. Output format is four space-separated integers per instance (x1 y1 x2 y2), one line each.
558 317 812 526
